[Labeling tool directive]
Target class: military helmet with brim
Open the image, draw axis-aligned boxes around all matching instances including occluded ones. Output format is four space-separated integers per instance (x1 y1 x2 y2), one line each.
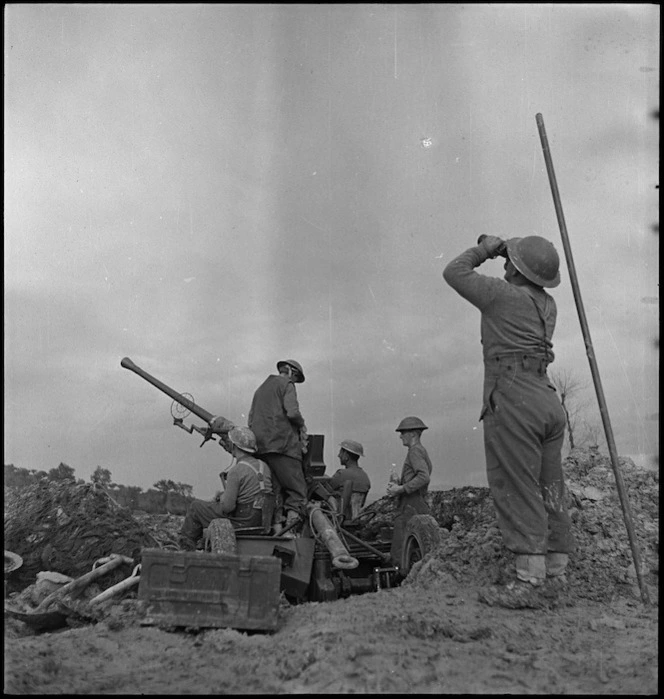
505 236 561 288
277 359 305 383
395 416 428 432
339 439 364 457
228 426 258 453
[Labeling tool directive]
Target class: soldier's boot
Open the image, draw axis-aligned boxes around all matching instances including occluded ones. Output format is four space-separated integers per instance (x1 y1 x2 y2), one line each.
544 552 570 594
283 509 301 537
545 552 569 581
478 555 548 610
515 554 547 586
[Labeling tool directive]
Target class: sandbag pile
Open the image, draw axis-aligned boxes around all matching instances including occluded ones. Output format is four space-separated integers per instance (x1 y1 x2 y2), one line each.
4 480 159 592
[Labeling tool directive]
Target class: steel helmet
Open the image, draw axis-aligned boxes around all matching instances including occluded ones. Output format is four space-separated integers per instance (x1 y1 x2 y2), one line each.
339 439 364 457
505 236 561 288
395 416 428 432
228 426 258 454
276 359 305 383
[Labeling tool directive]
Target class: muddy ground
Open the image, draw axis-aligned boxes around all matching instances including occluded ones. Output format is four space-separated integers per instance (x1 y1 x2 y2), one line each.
4 448 659 695
4 580 658 695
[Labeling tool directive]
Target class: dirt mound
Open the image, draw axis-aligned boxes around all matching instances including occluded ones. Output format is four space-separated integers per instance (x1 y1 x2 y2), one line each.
395 448 658 604
4 448 658 608
4 480 159 593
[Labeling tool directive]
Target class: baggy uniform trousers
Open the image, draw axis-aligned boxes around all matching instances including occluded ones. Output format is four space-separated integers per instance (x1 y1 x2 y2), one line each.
481 355 575 555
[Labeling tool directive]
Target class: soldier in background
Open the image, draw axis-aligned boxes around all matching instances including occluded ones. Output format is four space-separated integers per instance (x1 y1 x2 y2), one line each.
327 440 371 517
386 416 433 563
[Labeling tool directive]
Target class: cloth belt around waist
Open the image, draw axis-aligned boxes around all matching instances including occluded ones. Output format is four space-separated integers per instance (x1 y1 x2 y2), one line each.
488 353 550 375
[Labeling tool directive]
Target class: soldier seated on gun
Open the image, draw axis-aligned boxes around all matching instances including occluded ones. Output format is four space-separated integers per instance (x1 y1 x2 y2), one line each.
178 426 272 551
326 440 371 517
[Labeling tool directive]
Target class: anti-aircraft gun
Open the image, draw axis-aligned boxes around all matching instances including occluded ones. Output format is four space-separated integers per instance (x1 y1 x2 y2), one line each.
121 357 441 630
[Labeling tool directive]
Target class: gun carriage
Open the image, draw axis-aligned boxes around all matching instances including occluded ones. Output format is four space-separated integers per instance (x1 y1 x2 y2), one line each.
121 357 441 627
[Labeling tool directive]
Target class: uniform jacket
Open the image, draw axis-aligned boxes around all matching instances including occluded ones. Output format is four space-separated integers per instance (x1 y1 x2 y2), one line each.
219 456 272 515
328 463 371 494
400 443 432 496
248 374 306 460
442 245 557 363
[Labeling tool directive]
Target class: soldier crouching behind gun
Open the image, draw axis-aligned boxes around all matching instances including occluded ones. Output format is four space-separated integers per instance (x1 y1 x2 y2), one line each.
178 426 272 551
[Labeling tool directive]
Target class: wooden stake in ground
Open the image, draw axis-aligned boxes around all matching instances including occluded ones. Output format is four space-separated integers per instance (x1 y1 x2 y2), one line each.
535 112 650 605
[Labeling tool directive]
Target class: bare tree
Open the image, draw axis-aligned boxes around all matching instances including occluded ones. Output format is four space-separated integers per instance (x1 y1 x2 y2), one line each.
580 417 607 451
549 368 590 450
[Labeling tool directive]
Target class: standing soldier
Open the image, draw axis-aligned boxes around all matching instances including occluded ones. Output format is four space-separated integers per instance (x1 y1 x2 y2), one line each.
443 234 575 607
386 416 433 564
249 359 308 534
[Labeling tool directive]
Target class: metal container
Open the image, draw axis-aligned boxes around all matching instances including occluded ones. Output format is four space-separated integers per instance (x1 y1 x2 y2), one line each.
138 549 281 632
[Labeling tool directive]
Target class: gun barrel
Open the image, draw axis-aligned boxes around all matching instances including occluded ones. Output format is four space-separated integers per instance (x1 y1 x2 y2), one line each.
308 505 359 570
121 357 216 424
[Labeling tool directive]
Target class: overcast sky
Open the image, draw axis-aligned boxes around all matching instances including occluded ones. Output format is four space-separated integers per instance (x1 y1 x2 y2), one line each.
4 4 659 501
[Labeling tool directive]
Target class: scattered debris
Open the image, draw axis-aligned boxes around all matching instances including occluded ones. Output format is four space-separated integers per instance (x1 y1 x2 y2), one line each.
4 480 158 594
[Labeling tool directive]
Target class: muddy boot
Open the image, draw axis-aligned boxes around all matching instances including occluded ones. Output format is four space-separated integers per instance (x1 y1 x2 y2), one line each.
542 552 570 600
272 512 286 536
545 552 569 579
515 554 547 586
280 510 301 539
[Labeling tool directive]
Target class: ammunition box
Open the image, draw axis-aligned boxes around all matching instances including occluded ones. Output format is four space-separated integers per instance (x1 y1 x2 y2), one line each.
138 548 281 631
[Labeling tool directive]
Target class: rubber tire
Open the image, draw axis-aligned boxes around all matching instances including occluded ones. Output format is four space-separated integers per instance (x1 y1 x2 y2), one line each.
207 518 237 555
400 514 441 576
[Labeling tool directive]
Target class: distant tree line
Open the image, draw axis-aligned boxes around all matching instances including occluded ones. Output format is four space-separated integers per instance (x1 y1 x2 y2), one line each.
4 463 195 515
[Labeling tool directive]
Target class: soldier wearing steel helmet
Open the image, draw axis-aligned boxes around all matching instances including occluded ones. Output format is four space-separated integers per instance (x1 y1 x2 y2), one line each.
178 426 272 550
248 359 309 533
328 439 371 500
386 416 433 562
443 235 576 606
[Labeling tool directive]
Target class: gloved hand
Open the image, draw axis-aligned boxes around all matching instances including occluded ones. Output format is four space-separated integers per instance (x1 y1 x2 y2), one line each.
478 235 507 259
210 416 235 434
218 433 233 454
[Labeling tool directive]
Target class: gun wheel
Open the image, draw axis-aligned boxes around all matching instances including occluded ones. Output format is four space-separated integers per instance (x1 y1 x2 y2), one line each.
400 514 442 577
207 518 237 555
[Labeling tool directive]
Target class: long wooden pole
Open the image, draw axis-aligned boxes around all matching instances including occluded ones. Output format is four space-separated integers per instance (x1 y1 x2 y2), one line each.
535 113 650 605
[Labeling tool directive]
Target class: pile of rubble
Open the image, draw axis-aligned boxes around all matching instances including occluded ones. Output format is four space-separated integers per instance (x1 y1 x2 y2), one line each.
360 448 658 603
4 480 159 594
